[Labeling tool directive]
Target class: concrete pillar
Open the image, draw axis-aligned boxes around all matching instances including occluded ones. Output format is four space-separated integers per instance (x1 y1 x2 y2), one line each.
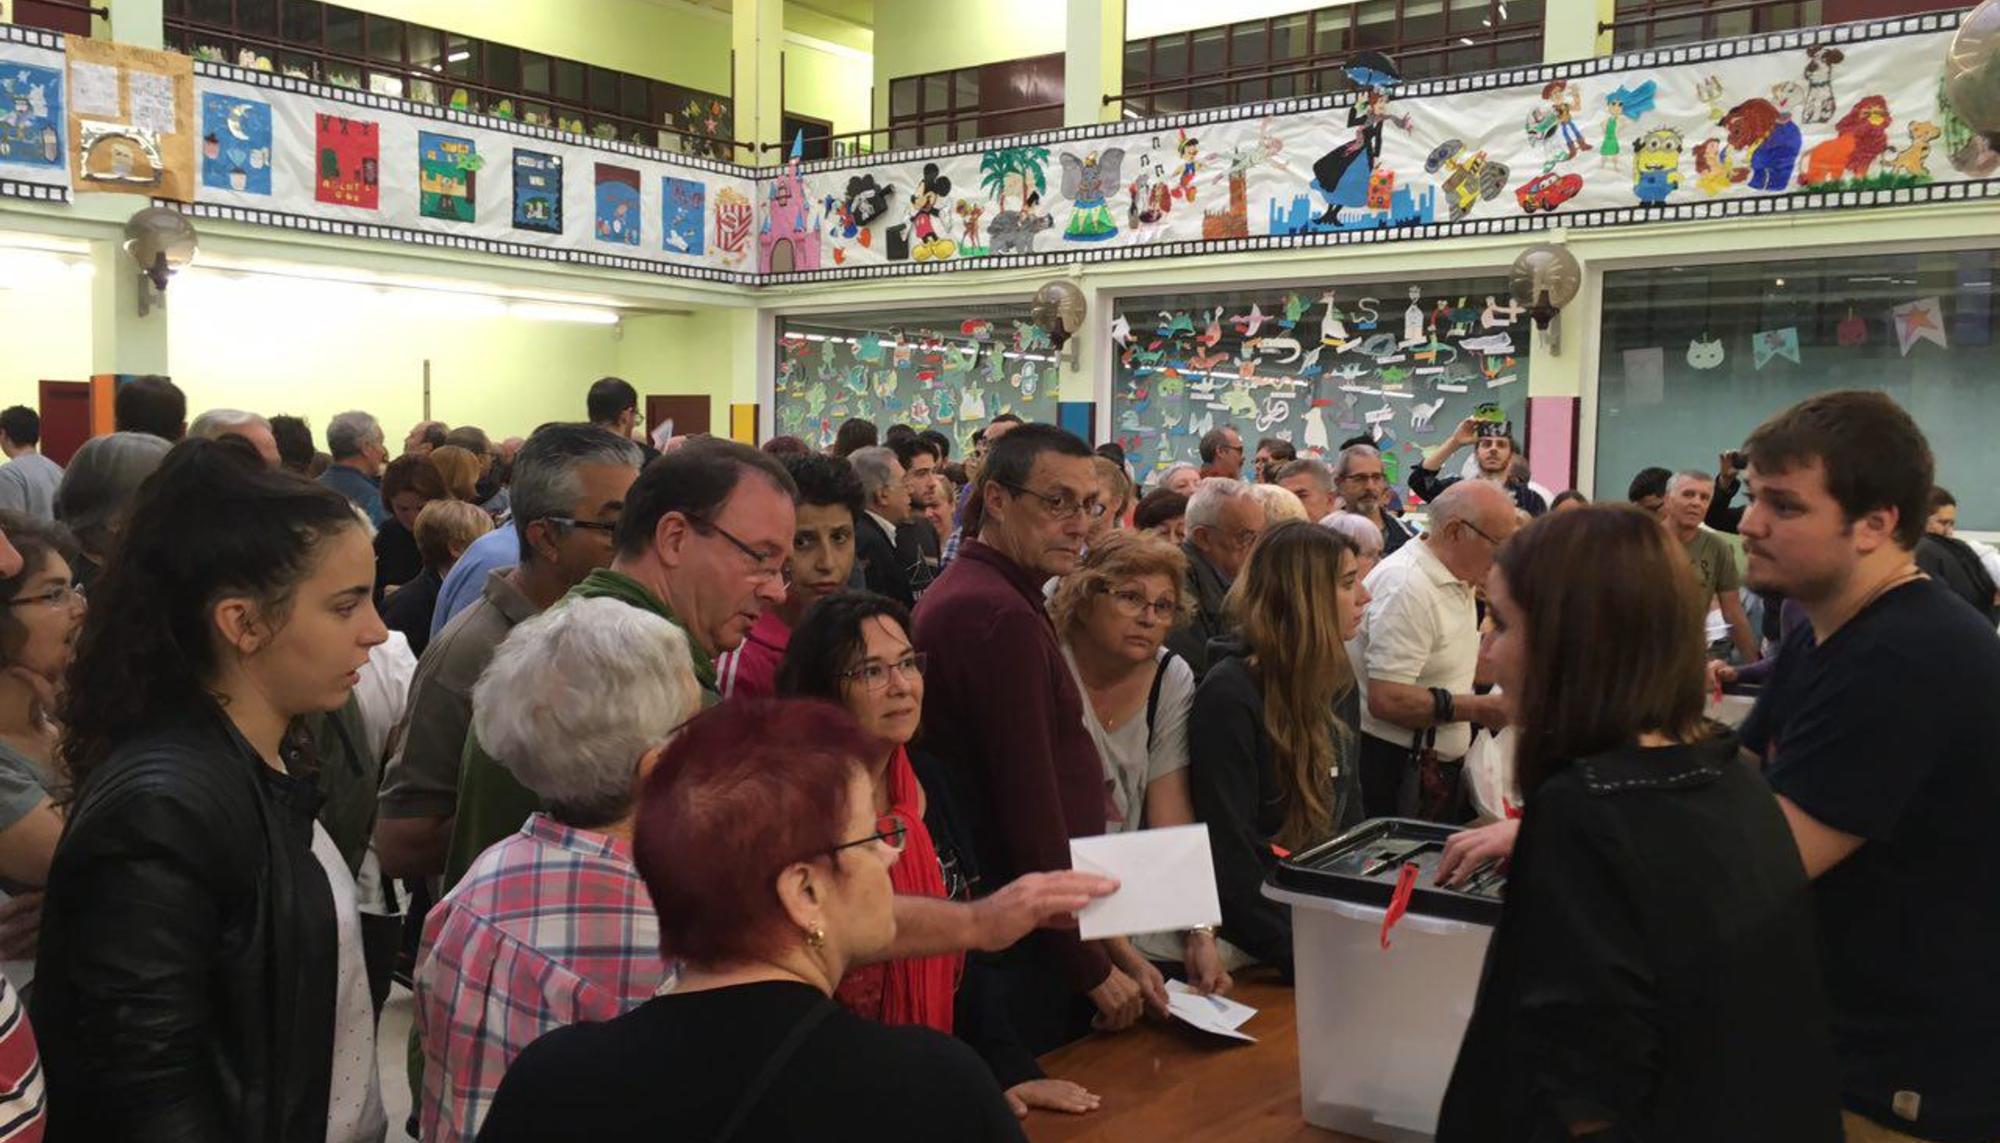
1065 0 1126 127
1542 0 1615 64
111 0 165 50
89 236 170 378
732 0 785 165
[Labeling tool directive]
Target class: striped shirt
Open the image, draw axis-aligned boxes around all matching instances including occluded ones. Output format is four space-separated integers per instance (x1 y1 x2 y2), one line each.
414 813 668 1143
0 976 44 1142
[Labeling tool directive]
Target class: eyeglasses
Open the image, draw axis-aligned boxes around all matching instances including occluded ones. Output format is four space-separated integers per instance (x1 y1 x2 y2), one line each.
1216 443 1244 455
839 652 927 691
7 583 83 610
1338 471 1388 486
1103 587 1177 621
685 514 786 583
1459 520 1503 548
545 516 617 534
828 813 908 856
996 481 1106 522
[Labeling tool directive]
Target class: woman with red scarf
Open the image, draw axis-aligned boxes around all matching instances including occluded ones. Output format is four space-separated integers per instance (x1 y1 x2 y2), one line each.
777 592 1102 1119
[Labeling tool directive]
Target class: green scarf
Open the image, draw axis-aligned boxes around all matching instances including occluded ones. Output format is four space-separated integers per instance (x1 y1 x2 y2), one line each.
568 568 719 693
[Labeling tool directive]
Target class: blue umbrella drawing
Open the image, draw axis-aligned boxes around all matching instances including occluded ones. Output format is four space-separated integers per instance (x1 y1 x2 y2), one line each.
1345 51 1401 89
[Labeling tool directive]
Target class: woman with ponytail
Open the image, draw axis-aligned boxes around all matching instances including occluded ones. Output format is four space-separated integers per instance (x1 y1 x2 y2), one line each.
1187 521 1371 974
33 436 391 1143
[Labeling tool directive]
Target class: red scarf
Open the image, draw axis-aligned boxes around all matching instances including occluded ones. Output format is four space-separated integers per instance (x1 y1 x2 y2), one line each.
834 747 961 1033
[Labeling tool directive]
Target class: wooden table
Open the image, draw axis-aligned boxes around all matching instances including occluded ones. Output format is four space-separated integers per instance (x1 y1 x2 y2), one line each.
1025 979 1366 1143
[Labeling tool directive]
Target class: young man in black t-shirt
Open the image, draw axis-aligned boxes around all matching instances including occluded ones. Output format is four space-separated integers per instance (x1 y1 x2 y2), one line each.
1737 391 2000 1143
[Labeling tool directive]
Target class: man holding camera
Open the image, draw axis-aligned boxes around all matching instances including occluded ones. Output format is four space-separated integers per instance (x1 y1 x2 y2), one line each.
1409 417 1548 516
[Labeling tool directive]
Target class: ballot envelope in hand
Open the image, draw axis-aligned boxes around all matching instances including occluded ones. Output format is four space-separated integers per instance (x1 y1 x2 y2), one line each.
1070 824 1223 941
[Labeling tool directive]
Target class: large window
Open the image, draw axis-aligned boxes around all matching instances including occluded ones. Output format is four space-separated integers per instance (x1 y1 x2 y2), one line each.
776 304 1058 458
161 0 736 158
1594 250 2000 529
1121 0 1544 119
887 55 1064 152
1109 279 1531 488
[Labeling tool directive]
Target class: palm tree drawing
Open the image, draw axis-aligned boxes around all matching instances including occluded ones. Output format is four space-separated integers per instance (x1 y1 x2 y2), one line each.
981 145 1051 211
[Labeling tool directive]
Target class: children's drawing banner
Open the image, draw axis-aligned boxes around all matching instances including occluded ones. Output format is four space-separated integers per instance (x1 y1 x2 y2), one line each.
6 12 1987 283
774 12 1990 282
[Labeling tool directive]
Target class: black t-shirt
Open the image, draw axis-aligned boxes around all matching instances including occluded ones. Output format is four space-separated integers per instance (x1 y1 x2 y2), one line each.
476 980 1026 1143
1742 579 2000 1142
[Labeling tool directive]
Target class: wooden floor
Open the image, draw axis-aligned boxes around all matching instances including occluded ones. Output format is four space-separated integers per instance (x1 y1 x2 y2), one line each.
1025 978 1367 1143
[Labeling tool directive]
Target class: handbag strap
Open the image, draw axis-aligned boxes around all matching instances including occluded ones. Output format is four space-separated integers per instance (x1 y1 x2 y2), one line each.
712 996 837 1143
1144 650 1179 750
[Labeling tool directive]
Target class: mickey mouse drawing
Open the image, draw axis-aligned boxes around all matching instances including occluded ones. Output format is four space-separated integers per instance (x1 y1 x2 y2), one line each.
909 163 956 262
825 173 894 247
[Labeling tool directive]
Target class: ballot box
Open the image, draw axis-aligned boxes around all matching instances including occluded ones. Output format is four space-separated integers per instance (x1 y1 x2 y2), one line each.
1264 819 1501 1141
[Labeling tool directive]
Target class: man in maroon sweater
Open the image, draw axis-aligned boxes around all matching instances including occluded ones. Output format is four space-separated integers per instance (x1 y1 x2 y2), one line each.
914 424 1147 1053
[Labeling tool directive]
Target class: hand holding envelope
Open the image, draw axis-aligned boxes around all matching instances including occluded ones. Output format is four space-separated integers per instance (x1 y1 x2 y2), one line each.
1069 825 1223 941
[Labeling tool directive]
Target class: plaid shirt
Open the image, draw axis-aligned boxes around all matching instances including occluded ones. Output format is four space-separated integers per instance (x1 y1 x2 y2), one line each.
414 813 668 1143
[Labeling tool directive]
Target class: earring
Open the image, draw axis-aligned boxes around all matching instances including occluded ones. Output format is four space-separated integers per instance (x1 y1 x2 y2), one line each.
806 923 826 949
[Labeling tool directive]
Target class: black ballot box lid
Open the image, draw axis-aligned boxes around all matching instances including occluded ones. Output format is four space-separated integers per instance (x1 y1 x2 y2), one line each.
1268 817 1504 926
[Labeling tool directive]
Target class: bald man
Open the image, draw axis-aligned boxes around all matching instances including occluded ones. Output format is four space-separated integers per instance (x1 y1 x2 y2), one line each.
1354 480 1520 819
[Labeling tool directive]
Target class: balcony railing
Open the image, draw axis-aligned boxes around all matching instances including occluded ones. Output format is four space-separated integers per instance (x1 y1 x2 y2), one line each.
9 0 106 35
161 15 752 162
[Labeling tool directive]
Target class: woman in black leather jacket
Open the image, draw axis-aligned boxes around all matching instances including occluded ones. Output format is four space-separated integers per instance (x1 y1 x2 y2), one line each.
32 437 391 1143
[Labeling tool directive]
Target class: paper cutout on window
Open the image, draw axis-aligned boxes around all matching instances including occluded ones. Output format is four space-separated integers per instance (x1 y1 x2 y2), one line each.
1892 296 1948 355
1836 307 1868 347
200 93 270 195
1623 346 1665 404
1752 327 1800 370
1686 335 1725 369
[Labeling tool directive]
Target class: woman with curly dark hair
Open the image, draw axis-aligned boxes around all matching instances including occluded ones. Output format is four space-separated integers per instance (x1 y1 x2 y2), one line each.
32 436 391 1142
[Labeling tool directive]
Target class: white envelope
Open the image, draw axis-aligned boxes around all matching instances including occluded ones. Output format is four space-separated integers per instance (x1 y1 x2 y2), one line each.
1070 824 1223 941
1165 979 1259 1042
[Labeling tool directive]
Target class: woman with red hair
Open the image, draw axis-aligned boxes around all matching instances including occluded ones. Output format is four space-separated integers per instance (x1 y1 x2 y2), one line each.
477 698 1027 1141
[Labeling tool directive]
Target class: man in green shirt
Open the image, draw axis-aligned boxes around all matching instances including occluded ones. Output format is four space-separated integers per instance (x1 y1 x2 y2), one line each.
444 438 799 885
1663 469 1759 663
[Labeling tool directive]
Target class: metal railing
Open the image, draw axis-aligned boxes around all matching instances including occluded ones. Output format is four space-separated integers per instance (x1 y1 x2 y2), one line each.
1598 0 1832 49
162 16 755 161
11 0 109 27
757 97 1071 159
1103 28 1546 110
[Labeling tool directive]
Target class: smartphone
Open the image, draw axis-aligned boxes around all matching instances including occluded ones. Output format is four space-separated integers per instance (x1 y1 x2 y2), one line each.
1725 449 1748 469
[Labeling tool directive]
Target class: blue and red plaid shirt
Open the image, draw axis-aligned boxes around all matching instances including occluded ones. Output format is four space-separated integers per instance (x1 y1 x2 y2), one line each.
415 813 669 1143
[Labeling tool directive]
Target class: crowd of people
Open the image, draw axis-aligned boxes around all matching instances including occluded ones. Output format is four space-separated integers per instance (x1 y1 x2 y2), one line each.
0 372 1985 1143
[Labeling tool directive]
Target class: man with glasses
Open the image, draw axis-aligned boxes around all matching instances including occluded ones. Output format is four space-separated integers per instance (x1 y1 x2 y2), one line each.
1167 477 1264 681
1354 479 1517 820
1335 443 1417 557
443 436 799 887
914 424 1148 1055
378 423 644 881
1198 425 1245 480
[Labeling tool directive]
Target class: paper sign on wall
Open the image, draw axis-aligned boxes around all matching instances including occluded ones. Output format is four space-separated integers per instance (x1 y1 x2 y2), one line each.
1622 346 1665 404
65 37 196 201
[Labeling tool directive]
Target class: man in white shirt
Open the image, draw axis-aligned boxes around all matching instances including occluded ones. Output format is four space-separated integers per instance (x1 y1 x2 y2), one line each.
1354 479 1518 819
0 407 63 523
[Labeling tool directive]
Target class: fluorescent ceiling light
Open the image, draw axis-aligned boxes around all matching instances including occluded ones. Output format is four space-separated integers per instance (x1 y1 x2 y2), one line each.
510 302 620 325
447 50 471 62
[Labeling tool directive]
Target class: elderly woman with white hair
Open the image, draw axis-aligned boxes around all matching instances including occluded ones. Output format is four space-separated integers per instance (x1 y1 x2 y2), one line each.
413 596 701 1143
1319 511 1386 577
1155 461 1201 497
